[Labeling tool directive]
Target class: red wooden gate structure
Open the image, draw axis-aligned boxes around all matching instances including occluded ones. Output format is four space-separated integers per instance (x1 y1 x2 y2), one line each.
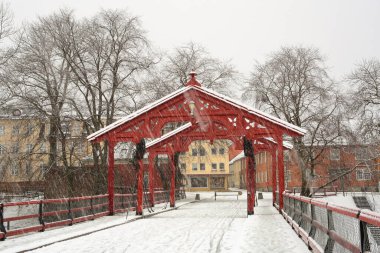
87 72 306 215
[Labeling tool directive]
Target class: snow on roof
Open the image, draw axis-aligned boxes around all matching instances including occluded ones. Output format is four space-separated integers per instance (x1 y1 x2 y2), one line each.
87 86 191 141
228 139 293 165
146 122 192 149
229 151 245 164
88 83 306 142
193 85 306 136
264 137 293 150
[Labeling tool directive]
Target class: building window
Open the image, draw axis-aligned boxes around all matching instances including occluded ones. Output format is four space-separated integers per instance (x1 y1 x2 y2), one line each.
192 148 198 156
11 163 18 175
192 163 197 171
285 170 291 182
330 148 340 160
39 123 45 138
200 163 205 170
0 126 4 135
356 167 371 181
212 163 217 171
199 147 206 156
219 148 225 155
190 177 208 188
211 148 217 155
12 125 20 135
25 161 32 175
26 123 33 135
355 148 367 161
12 143 19 153
219 163 225 171
40 143 46 153
26 144 33 154
284 150 290 161
210 177 225 189
0 145 5 155
62 123 71 137
40 163 47 175
180 163 186 172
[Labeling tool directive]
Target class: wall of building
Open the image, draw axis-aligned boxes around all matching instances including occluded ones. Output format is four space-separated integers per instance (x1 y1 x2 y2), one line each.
229 145 380 193
0 115 92 185
179 140 231 191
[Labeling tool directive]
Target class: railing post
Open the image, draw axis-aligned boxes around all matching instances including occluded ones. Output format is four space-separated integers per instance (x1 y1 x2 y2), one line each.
325 209 335 251
68 198 73 226
38 200 45 232
0 203 6 240
90 196 94 218
309 203 316 238
360 220 370 252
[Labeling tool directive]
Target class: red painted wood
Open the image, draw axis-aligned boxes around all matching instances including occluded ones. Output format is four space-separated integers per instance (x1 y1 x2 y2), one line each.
108 141 115 215
169 154 176 208
149 154 155 207
277 135 284 210
136 159 144 215
246 156 255 215
271 149 277 206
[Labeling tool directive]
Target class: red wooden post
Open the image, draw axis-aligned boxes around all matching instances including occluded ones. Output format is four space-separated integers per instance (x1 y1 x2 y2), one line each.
108 141 115 215
136 159 144 215
271 149 277 206
277 135 284 211
148 153 155 207
246 156 255 215
169 154 176 207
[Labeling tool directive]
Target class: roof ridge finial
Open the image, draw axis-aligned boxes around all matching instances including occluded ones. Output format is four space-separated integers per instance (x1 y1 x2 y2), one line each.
186 70 201 87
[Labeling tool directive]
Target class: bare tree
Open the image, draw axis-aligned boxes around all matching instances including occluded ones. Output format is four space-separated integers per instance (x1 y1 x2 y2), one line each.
0 2 17 109
346 59 380 144
144 42 239 101
243 46 342 196
6 14 76 193
40 9 155 193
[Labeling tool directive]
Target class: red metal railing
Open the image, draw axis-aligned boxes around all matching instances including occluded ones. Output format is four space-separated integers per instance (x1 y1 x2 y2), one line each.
0 189 186 241
0 194 109 240
280 192 380 253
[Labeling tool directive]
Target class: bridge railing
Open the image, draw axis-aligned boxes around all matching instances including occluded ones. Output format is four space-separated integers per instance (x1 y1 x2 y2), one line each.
0 194 109 240
281 192 380 253
0 189 186 241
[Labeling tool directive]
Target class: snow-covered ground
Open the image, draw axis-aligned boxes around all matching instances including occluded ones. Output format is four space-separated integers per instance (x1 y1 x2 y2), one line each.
2 191 309 253
320 192 380 211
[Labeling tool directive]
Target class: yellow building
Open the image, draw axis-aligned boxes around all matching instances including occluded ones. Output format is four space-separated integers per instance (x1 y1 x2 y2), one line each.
0 108 91 185
179 140 231 191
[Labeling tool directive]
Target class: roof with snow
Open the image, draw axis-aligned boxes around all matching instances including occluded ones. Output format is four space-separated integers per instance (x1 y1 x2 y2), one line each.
229 138 293 165
146 122 192 149
87 73 306 142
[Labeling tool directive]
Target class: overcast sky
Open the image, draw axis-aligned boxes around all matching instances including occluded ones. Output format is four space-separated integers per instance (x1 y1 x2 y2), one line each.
9 0 380 81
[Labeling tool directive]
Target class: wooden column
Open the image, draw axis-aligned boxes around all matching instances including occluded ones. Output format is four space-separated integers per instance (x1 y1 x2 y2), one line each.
136 159 144 215
169 154 176 207
148 153 155 207
246 156 255 215
244 137 255 215
277 135 284 211
108 141 115 215
271 149 277 206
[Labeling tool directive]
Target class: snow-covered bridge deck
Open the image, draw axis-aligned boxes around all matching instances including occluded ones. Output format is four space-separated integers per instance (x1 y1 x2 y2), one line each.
2 192 308 253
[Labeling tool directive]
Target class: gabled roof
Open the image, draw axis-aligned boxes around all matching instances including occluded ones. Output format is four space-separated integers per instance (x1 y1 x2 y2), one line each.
228 138 293 165
88 79 306 142
146 122 192 149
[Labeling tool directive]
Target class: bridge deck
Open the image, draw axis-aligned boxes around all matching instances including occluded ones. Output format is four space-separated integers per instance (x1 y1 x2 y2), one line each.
2 192 309 253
